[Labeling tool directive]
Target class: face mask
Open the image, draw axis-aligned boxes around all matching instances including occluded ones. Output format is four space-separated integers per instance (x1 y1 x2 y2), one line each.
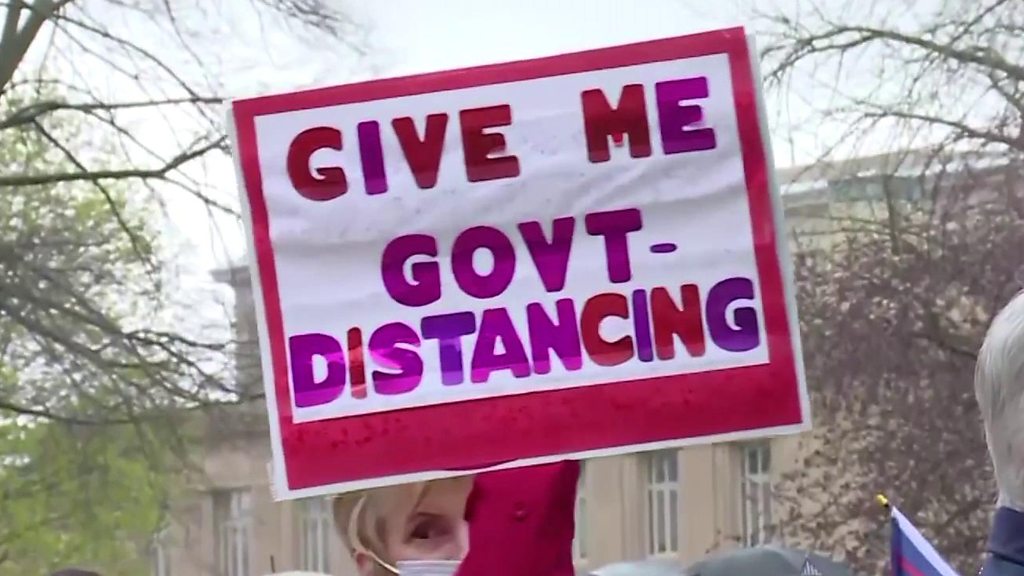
397 560 462 576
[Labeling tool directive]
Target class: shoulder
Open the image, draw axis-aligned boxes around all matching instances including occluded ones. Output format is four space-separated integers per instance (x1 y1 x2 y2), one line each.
982 556 1024 576
986 507 1024 576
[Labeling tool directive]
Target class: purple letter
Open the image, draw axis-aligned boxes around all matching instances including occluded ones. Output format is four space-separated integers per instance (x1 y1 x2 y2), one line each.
518 217 575 293
451 226 516 299
655 76 717 155
470 308 531 383
585 208 643 283
706 277 760 352
421 312 477 386
526 299 583 375
289 333 346 408
358 120 388 195
369 322 423 395
631 288 654 362
381 234 441 307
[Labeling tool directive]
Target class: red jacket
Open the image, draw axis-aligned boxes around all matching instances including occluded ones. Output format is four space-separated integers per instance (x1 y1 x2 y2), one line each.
457 461 580 576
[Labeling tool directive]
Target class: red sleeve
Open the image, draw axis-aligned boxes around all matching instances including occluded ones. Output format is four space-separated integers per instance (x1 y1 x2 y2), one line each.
456 461 580 576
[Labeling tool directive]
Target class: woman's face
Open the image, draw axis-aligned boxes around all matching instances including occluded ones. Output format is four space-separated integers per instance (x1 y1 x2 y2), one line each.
380 477 473 565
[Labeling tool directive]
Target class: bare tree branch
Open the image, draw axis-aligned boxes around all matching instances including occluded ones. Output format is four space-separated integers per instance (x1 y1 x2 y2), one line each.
760 2 1023 572
0 95 222 130
0 0 362 566
0 134 226 186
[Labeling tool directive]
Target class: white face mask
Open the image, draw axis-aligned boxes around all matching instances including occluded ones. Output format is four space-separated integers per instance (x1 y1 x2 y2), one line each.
396 560 462 576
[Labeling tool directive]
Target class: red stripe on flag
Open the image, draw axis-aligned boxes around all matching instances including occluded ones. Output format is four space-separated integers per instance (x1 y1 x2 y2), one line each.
898 554 927 576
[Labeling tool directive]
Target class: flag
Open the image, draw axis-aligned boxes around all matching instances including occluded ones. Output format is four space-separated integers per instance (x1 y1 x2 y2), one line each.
801 558 824 576
889 506 961 576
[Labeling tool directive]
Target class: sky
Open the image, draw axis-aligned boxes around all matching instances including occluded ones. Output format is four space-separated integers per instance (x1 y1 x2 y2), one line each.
165 0 946 308
12 0 948 327
351 0 744 76
182 0 776 274
43 0 959 376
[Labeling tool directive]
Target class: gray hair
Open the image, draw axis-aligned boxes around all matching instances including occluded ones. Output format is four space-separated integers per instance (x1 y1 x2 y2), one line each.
975 291 1024 510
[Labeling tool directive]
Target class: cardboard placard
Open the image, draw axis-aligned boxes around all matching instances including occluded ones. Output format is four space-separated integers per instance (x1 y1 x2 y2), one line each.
229 26 809 499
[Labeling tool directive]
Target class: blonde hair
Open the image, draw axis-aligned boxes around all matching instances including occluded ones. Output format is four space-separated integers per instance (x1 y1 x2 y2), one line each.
333 482 429 570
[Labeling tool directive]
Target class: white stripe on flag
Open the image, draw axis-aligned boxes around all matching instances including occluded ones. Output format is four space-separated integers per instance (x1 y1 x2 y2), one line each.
801 559 823 576
891 507 961 576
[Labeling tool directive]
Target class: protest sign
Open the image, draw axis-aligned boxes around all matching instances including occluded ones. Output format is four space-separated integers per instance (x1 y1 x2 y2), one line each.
229 26 809 499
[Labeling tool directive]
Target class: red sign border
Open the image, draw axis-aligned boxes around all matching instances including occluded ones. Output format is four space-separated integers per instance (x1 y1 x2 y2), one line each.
232 26 806 494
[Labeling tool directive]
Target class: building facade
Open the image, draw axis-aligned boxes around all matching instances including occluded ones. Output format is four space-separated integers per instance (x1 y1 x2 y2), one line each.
155 400 801 575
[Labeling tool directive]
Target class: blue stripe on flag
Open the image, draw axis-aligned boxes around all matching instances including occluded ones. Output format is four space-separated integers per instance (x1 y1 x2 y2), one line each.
890 506 960 576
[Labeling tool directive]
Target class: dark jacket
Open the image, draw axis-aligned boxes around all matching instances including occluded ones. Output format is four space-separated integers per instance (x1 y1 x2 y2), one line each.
982 507 1024 576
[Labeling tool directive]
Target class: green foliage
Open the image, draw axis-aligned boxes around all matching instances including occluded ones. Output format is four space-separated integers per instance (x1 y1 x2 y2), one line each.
0 420 169 575
0 88 182 570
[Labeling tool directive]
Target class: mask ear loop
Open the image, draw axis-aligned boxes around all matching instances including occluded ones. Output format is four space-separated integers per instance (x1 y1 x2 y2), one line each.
349 495 400 575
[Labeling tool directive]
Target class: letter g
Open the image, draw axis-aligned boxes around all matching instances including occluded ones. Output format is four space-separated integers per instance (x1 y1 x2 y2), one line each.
286 126 347 201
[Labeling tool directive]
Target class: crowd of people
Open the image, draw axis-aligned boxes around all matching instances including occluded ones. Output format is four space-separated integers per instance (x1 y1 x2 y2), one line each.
51 292 1024 575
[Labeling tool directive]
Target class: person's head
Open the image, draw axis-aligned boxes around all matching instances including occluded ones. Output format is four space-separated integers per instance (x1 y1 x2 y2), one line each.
333 476 473 576
50 570 101 576
976 290 1024 510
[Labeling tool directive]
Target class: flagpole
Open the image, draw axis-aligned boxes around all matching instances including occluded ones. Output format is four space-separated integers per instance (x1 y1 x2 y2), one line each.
877 494 895 576
882 496 963 576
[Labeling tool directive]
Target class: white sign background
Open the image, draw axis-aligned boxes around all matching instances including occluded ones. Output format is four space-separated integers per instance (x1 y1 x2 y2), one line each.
251 52 769 423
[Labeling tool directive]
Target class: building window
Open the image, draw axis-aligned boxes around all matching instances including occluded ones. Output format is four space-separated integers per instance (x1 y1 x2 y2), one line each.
884 175 923 200
645 451 679 556
741 443 772 546
299 497 333 572
214 490 252 576
573 462 588 562
152 526 171 576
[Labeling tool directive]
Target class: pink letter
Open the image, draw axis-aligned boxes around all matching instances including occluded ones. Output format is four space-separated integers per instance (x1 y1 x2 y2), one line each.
655 76 717 155
518 217 575 293
460 105 520 182
357 120 388 195
470 308 531 383
393 114 448 189
580 293 633 367
631 288 654 362
421 312 477 386
381 234 441 307
369 322 423 395
286 127 346 201
580 85 652 163
451 226 516 299
584 208 643 283
706 277 759 352
289 333 346 408
652 284 705 359
526 299 582 375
